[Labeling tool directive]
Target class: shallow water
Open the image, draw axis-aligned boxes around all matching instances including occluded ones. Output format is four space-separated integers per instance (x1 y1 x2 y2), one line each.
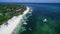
2 3 60 34
20 3 60 34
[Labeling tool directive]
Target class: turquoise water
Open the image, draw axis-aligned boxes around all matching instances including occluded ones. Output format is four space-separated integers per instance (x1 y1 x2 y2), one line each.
20 3 60 34
0 3 60 34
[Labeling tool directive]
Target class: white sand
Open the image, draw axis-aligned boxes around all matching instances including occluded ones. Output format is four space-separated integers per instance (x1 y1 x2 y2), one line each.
0 6 30 34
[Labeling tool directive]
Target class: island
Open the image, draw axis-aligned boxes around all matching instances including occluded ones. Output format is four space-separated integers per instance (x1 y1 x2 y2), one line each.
0 4 30 34
0 4 26 25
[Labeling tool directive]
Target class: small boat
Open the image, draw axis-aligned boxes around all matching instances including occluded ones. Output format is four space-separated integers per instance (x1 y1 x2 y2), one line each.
42 18 47 23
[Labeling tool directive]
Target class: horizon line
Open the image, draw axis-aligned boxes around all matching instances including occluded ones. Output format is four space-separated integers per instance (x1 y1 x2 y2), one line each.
0 1 60 3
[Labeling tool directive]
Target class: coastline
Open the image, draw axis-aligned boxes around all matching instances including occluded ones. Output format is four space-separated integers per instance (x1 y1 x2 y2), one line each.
0 6 30 34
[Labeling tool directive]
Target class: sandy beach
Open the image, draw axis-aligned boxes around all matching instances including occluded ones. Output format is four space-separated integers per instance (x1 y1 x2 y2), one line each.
0 6 30 34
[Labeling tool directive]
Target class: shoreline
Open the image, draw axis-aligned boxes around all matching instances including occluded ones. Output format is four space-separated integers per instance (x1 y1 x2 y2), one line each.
0 6 30 34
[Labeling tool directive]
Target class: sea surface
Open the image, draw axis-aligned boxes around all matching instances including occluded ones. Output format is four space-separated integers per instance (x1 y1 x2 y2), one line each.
1 3 60 34
20 3 60 34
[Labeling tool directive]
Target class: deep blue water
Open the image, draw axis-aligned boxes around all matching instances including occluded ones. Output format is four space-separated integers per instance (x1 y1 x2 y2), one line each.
20 3 60 34
0 3 60 34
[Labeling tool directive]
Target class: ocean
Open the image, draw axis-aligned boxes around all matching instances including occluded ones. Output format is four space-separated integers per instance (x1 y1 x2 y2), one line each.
0 3 60 34
20 3 60 34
